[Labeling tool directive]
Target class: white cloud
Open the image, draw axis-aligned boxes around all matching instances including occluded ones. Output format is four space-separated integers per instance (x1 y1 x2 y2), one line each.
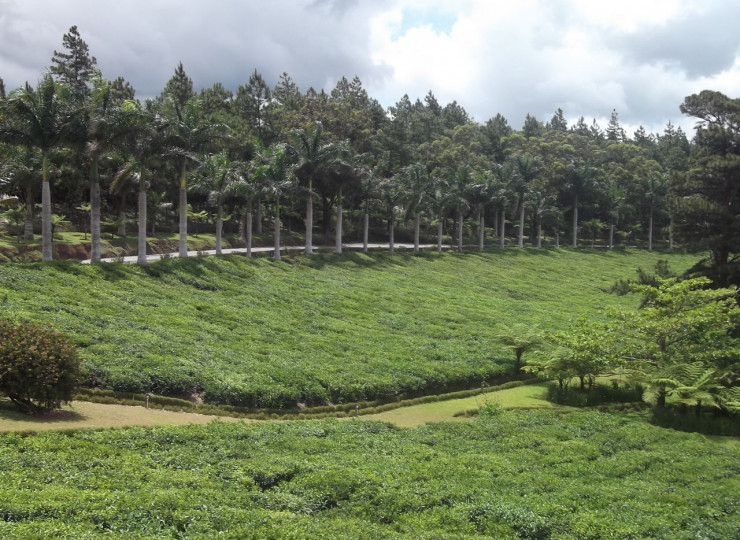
1 0 738 137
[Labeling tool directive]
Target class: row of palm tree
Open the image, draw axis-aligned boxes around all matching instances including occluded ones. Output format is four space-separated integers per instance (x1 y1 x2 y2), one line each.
1 64 688 264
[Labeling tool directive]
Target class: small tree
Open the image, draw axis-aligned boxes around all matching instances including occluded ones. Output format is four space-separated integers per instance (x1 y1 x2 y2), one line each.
493 323 543 376
0 320 80 412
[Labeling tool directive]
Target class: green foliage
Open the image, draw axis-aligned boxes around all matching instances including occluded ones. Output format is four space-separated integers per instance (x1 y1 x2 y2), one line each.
0 251 696 408
0 319 80 412
546 381 645 407
0 412 737 538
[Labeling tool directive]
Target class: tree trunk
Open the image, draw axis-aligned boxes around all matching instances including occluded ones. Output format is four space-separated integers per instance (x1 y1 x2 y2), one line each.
500 209 506 248
493 209 498 239
437 217 443 252
255 198 262 234
246 211 253 257
23 183 34 240
137 187 147 265
572 197 579 248
305 192 313 255
179 162 188 257
389 219 395 254
335 187 342 254
555 231 560 248
215 202 223 256
118 204 127 237
363 212 369 253
274 202 281 261
537 221 542 248
41 156 52 262
90 159 101 263
414 212 420 253
648 210 654 252
668 214 674 251
478 210 485 251
609 222 615 250
457 209 463 252
518 203 525 248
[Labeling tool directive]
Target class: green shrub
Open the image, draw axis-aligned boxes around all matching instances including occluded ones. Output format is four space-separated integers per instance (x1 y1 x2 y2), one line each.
546 382 644 407
0 319 80 412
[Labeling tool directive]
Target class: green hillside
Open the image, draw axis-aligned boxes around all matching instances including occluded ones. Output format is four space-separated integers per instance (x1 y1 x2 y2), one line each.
0 249 698 408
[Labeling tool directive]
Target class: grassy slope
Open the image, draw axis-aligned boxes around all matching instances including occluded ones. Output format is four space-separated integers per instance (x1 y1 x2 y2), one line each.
0 249 698 407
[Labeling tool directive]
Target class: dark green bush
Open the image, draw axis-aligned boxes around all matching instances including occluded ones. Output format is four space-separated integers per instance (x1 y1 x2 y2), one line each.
0 319 80 412
650 406 740 436
546 382 644 407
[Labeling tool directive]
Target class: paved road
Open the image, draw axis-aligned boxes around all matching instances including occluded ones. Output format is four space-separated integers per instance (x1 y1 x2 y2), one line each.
81 243 452 264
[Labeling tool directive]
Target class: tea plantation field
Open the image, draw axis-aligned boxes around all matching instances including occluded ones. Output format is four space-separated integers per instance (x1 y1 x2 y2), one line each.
0 249 697 408
0 410 737 539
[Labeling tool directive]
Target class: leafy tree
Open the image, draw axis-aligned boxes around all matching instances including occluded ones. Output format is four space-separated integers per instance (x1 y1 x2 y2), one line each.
612 277 740 409
546 317 615 390
0 319 80 413
512 153 542 248
290 122 347 254
50 25 97 98
679 90 740 286
111 105 166 265
252 143 294 260
398 162 431 253
0 76 77 261
493 323 543 375
190 151 241 255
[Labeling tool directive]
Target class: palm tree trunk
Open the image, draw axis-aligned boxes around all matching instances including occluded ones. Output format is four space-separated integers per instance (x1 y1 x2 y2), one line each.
90 159 101 263
41 156 52 262
363 211 369 253
414 213 420 253
389 219 395 254
23 183 34 240
537 221 542 248
246 211 253 257
572 197 579 248
648 210 654 251
179 163 188 258
457 209 463 252
668 215 674 251
274 201 281 261
255 198 262 235
609 223 615 250
478 210 485 251
305 191 313 255
335 187 342 254
500 209 506 248
215 203 223 255
137 187 147 265
518 203 525 248
118 205 127 237
555 230 560 248
437 217 443 252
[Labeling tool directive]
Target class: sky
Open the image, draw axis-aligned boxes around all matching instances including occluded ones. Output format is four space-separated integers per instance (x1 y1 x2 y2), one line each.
2 0 739 138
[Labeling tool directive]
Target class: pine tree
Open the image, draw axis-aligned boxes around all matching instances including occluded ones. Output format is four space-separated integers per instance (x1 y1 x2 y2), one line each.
162 62 194 111
50 25 97 97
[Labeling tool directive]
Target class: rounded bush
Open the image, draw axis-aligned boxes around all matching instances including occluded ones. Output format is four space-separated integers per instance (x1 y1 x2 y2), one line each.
0 319 80 412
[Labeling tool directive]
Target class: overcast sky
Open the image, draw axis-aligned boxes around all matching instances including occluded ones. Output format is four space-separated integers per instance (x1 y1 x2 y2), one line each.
2 0 739 137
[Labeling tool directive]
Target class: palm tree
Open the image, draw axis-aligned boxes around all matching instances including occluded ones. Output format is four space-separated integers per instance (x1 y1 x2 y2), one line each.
252 143 294 260
427 173 449 252
84 77 140 262
379 175 405 253
290 122 347 255
190 151 241 255
230 160 261 257
356 162 380 253
491 161 517 248
564 160 597 248
512 153 542 248
446 164 472 252
643 172 668 251
166 97 226 258
398 162 431 253
0 75 77 261
467 170 494 251
111 108 166 265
